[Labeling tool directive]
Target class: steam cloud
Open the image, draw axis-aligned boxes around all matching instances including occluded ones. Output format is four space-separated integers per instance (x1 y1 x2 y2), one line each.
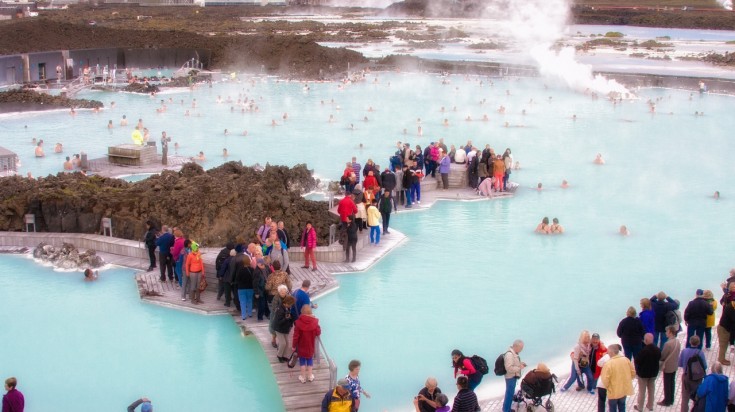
717 0 733 10
479 0 631 96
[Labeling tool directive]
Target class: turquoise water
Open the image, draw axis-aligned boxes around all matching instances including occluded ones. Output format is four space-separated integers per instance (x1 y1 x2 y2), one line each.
0 256 283 411
3 72 735 410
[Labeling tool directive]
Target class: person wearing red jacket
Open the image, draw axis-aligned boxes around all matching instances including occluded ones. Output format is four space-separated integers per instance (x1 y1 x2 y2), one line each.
337 193 358 227
300 222 318 271
293 305 322 384
363 170 379 195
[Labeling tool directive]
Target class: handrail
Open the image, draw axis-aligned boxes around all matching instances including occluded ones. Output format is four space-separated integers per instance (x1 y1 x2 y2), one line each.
315 336 337 389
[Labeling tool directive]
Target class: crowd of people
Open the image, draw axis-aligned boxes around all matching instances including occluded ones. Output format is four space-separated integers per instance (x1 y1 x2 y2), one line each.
338 140 516 213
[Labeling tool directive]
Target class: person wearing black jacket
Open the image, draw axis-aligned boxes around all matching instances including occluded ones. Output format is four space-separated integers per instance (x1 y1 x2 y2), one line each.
650 291 679 349
277 221 290 250
717 291 735 366
617 306 645 360
274 295 296 362
684 289 715 349
235 255 255 320
143 220 157 271
215 242 234 301
634 333 661 412
378 191 393 235
344 216 358 263
380 168 397 211
402 165 413 208
226 253 244 311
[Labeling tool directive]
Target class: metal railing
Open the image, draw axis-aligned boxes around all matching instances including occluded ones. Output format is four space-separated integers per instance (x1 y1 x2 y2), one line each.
63 76 90 97
315 336 337 389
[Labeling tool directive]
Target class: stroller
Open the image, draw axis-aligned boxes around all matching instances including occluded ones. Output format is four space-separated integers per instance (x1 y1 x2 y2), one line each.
512 369 558 412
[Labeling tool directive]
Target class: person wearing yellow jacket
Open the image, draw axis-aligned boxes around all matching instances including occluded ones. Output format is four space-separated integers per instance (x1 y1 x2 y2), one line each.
131 126 144 145
321 378 354 412
600 344 635 412
366 200 381 246
703 290 718 349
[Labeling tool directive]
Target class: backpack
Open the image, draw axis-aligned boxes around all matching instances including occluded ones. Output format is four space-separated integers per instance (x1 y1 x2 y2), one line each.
470 355 489 375
494 351 511 376
686 351 706 381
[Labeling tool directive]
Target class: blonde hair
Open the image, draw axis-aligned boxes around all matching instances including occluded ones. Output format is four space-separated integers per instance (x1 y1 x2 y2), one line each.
640 298 651 310
703 290 714 299
578 330 591 344
626 306 637 317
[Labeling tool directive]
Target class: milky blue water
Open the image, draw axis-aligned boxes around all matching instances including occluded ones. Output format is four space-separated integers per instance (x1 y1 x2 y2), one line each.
0 256 283 411
3 72 735 411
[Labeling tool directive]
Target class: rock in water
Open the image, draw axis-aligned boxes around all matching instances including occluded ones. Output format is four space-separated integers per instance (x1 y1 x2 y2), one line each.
33 242 106 270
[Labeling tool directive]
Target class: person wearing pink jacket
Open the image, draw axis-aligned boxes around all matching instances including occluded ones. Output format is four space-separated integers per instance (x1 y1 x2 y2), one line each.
300 222 317 271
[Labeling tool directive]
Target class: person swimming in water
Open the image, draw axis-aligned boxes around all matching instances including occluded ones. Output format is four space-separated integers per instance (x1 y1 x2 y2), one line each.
34 142 44 158
619 225 630 236
223 148 228 158
561 180 569 189
84 268 98 281
550 218 564 234
196 151 206 162
120 115 128 126
594 153 605 165
714 191 720 200
536 182 543 191
54 143 63 153
535 217 551 234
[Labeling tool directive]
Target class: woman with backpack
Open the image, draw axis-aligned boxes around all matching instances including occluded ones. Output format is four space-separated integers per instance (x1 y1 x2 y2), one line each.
451 350 482 391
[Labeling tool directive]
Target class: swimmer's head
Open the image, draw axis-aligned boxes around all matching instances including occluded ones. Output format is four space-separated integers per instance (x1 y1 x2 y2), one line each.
542 217 549 224
714 191 720 199
552 218 559 224
537 183 542 189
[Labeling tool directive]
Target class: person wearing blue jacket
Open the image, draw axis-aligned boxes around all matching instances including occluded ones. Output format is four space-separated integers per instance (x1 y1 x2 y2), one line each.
695 362 729 412
639 298 656 335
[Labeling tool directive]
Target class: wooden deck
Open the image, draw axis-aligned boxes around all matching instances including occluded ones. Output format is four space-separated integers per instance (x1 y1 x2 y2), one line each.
87 153 191 178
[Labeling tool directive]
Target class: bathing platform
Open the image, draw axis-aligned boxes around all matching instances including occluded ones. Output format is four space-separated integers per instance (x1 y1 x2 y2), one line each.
86 153 192 178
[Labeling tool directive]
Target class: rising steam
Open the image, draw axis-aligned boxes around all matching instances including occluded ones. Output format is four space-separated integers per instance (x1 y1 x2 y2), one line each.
479 0 631 97
717 0 733 10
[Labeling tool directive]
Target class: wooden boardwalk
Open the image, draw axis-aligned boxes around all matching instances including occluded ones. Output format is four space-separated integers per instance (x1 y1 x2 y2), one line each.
87 154 191 178
131 229 407 411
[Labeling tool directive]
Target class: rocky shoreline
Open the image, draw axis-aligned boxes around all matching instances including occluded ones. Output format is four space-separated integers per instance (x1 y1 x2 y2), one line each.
0 89 103 113
0 162 337 248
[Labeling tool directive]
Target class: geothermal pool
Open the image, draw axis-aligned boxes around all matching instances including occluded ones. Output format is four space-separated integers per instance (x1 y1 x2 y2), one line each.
3 67 735 410
0 256 283 410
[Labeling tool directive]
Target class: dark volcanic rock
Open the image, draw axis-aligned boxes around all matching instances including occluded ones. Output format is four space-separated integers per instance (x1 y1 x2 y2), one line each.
0 162 336 247
0 89 103 113
122 82 160 94
32 241 105 269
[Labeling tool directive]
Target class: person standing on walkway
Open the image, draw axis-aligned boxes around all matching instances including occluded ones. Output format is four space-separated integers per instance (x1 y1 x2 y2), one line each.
717 290 735 366
184 242 204 304
658 325 682 406
378 191 393 236
380 167 397 207
679 335 708 412
344 215 358 263
215 242 234 300
254 258 271 321
439 151 451 190
321 378 354 412
144 220 157 272
235 255 256 319
3 377 24 412
685 289 714 349
595 351 612 412
269 239 290 274
695 362 729 411
170 229 185 285
503 340 526 412
651 291 680 348
294 279 318 320
601 344 635 412
451 350 481 391
337 192 358 230
155 225 174 282
273 295 295 362
345 360 371 411
300 222 317 271
366 200 381 246
617 306 645 360
160 130 170 166
452 375 480 412
703 290 718 350
293 305 321 384
634 333 660 412
590 333 608 391
561 330 595 394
